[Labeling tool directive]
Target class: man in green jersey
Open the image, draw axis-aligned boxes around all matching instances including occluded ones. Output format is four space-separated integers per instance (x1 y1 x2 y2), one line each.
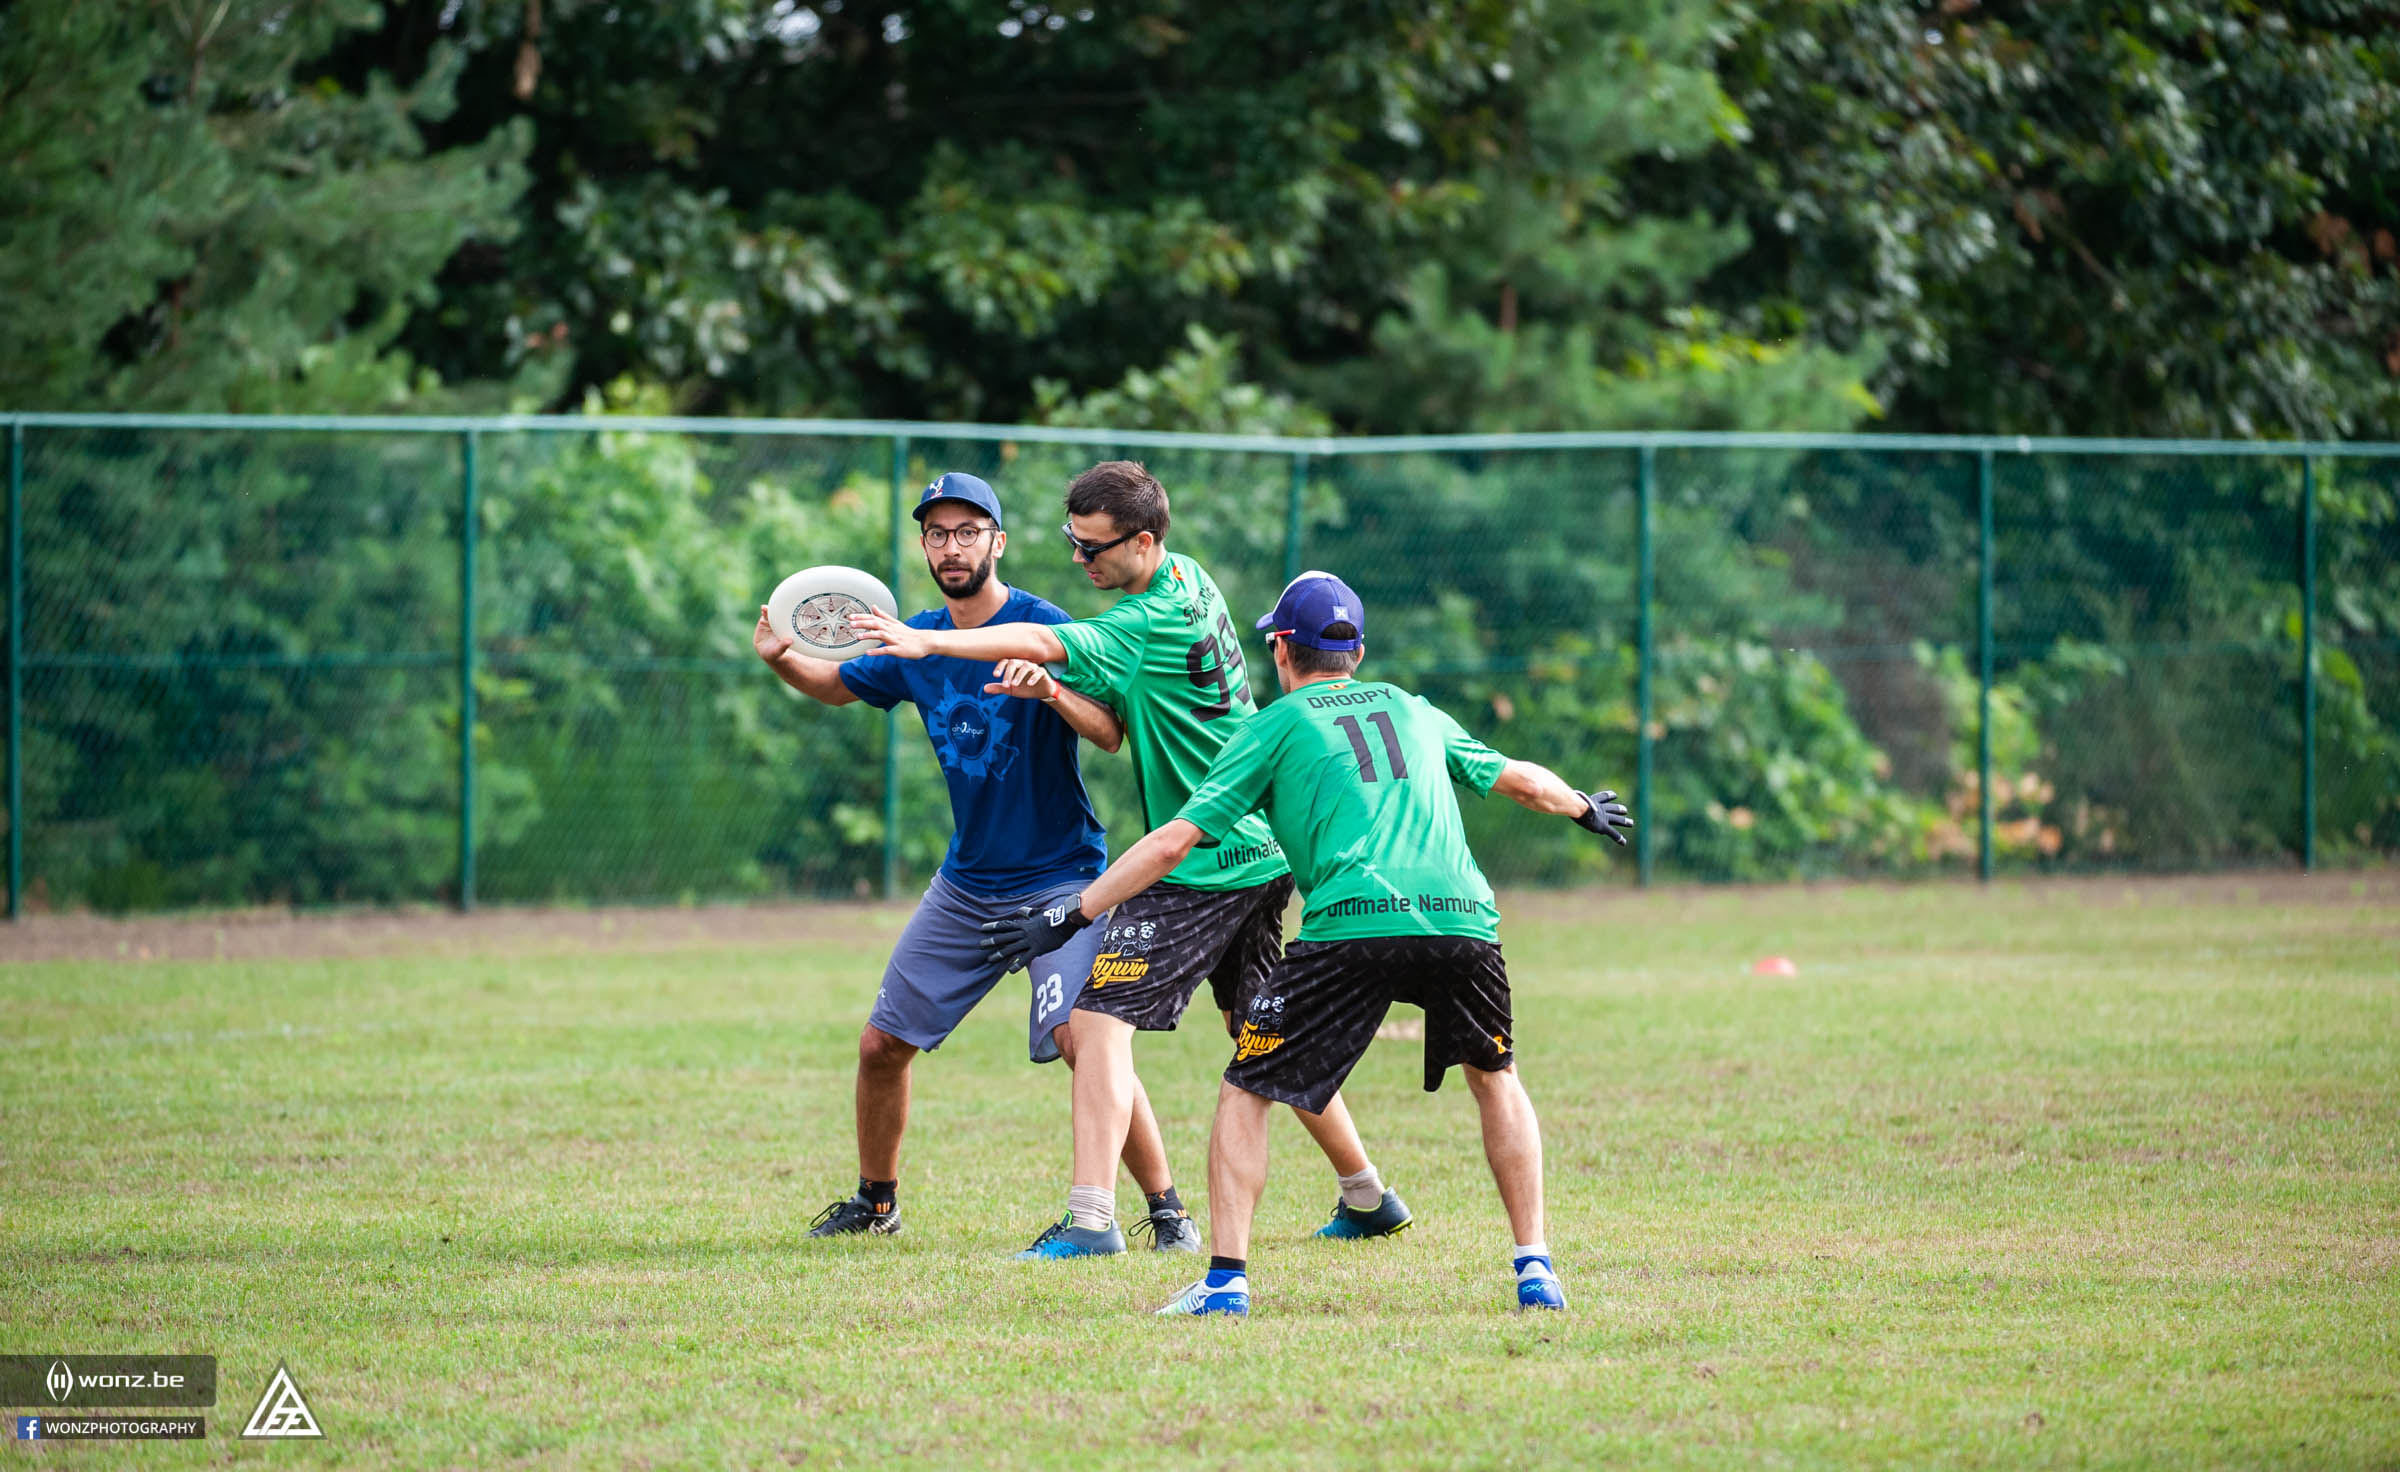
980 570 1635 1317
849 463 1403 1261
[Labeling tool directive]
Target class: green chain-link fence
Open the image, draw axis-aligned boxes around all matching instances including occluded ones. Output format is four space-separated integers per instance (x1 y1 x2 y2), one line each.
6 415 2395 914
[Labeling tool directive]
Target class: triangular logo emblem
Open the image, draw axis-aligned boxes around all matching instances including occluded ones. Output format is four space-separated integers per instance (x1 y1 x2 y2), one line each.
239 1363 323 1439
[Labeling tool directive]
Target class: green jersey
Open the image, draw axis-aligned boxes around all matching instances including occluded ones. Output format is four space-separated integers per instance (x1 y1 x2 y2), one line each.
1052 552 1289 891
1177 679 1508 942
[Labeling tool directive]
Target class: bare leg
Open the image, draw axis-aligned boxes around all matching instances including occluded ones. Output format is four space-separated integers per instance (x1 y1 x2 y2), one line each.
1204 1080 1276 1261
1122 1075 1172 1196
855 1023 918 1181
1054 1018 1172 1195
1463 1063 1545 1245
1225 1007 1370 1179
1288 1090 1371 1177
1067 1009 1148 1190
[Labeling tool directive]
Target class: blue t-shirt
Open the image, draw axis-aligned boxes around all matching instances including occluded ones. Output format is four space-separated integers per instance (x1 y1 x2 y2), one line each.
836 587 1108 896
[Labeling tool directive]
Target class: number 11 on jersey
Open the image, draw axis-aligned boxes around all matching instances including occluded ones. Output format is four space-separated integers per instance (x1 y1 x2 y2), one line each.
1334 711 1409 783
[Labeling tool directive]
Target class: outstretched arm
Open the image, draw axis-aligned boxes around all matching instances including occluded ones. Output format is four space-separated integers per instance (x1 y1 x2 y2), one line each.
1490 759 1634 844
754 605 859 706
977 819 1204 970
850 608 1066 665
1082 819 1203 916
1488 759 1587 817
985 658 1123 753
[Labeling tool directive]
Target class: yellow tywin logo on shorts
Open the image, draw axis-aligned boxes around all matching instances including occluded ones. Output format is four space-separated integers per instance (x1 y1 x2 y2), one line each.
1089 952 1149 988
1233 1022 1284 1061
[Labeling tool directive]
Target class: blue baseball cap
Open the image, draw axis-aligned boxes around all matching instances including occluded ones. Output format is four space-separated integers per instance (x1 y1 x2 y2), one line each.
913 471 1003 528
1256 571 1366 651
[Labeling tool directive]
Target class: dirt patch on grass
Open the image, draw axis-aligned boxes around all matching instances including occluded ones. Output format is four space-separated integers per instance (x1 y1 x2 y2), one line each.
1503 868 2400 923
4 869 2389 965
0 900 910 965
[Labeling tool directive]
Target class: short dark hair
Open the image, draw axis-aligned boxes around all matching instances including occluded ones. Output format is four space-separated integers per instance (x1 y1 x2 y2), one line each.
1065 461 1170 543
1282 625 1362 677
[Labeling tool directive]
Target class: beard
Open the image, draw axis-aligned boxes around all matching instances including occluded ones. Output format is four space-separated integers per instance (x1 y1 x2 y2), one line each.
930 543 998 599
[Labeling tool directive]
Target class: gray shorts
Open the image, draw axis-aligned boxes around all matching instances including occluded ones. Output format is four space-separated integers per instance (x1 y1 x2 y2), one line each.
868 872 1109 1064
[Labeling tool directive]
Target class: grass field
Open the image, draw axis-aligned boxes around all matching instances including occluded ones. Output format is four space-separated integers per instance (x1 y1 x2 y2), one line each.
4 875 2396 1469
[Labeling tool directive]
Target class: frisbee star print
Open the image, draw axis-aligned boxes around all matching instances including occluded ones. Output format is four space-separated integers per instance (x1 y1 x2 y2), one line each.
767 565 900 662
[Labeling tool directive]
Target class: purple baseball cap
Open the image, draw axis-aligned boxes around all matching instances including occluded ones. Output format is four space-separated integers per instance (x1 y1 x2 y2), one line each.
1256 571 1366 651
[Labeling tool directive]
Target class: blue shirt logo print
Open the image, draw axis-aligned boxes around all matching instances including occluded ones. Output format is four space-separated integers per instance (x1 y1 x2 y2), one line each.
927 692 1018 779
830 587 1105 894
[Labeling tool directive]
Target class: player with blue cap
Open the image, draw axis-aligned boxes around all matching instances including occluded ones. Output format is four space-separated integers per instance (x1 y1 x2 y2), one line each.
753 470 1179 1240
982 568 1635 1317
851 463 1402 1262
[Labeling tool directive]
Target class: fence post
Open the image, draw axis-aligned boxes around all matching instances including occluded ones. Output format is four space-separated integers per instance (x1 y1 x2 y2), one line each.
1636 443 1655 888
458 430 479 911
1285 452 1307 585
1977 448 1995 883
6 421 20 921
2294 456 2313 874
884 436 908 901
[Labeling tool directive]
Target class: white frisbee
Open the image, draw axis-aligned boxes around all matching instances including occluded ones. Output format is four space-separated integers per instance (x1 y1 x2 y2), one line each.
765 564 900 663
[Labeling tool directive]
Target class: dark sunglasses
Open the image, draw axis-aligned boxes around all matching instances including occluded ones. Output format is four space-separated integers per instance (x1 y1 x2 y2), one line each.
1061 523 1143 560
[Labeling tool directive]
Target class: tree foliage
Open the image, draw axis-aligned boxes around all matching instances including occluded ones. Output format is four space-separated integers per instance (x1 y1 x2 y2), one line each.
16 0 2400 436
1696 0 2400 438
307 0 1883 429
0 0 528 412
9 0 2400 908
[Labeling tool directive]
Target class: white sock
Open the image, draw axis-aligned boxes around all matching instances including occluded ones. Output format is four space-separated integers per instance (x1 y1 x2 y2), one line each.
1337 1164 1385 1211
1514 1242 1554 1274
1067 1185 1115 1233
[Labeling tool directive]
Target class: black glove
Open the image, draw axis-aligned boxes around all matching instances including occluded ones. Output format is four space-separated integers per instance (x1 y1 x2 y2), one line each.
1573 789 1634 846
979 897 1093 973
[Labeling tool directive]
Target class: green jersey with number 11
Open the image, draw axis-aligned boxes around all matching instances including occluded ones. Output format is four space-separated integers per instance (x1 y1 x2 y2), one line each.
1177 679 1508 942
1052 553 1288 892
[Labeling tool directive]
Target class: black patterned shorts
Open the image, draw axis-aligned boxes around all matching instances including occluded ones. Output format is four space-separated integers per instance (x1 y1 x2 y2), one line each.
1074 875 1297 1032
1222 935 1513 1114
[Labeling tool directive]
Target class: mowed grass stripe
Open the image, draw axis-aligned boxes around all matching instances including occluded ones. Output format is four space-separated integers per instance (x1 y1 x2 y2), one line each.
2 878 2394 1469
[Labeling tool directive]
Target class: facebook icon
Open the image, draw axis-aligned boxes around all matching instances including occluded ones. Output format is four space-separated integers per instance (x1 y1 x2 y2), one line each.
17 1417 39 1440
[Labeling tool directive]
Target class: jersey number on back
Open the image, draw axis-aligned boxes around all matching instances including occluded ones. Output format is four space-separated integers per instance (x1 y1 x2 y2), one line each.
1334 712 1410 783
1185 613 1247 722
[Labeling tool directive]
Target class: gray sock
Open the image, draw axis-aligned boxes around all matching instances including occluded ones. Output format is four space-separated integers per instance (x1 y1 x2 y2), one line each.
1067 1184 1115 1232
1337 1164 1385 1211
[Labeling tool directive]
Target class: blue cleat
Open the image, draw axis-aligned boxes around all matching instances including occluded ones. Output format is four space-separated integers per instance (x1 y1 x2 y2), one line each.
1013 1214 1126 1260
1156 1271 1249 1317
1515 1254 1566 1311
1314 1188 1414 1240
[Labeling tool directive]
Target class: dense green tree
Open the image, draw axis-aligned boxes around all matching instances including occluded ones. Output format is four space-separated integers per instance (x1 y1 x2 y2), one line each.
11 0 2397 912
1306 0 1876 431
1689 0 2400 439
333 0 1872 429
0 0 528 411
17 0 2400 437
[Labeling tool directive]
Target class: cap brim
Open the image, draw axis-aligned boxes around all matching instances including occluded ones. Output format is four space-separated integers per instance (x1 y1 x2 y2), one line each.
912 495 994 523
1253 611 1278 632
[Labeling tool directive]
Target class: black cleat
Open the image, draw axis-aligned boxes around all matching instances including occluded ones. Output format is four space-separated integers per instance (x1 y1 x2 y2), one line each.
1127 1204 1203 1253
807 1194 902 1238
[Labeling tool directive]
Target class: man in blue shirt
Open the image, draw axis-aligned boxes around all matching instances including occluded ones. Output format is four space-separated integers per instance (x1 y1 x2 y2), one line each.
753 472 1177 1239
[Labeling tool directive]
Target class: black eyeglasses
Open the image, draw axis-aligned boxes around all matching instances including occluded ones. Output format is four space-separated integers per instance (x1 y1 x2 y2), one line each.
921 524 996 550
1061 523 1142 561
